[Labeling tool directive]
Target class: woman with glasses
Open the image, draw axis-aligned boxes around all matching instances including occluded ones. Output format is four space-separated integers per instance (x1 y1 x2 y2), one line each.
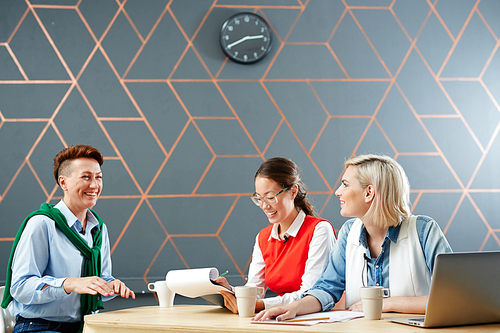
253 154 452 322
218 157 336 313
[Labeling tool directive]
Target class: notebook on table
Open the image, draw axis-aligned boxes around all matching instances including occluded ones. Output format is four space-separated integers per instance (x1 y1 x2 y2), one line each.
389 251 500 328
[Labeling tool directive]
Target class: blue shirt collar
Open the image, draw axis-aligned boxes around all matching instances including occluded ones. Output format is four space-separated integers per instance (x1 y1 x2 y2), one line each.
54 200 100 231
359 223 401 248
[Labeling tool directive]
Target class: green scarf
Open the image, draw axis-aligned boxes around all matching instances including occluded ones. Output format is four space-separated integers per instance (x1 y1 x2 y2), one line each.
2 203 104 327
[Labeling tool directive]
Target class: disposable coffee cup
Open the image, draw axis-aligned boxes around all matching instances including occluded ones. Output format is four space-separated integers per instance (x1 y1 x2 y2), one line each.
148 280 175 307
234 286 264 317
359 286 390 320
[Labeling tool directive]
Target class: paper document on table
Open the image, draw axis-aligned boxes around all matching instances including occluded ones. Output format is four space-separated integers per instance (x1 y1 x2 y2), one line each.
251 311 364 326
165 267 231 298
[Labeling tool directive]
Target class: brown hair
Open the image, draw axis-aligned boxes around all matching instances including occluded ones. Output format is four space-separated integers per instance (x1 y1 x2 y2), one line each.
53 145 103 185
255 157 316 216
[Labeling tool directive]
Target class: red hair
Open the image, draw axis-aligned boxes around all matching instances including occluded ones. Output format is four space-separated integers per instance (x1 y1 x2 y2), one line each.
53 145 103 185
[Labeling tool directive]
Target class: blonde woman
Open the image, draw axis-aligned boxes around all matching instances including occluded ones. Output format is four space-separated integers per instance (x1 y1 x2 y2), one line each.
254 154 452 322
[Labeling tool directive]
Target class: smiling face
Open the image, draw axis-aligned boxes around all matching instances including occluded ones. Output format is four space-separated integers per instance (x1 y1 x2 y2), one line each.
59 157 102 218
254 176 298 226
335 166 372 219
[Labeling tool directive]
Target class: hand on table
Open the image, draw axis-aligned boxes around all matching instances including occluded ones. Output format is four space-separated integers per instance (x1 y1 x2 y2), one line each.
253 304 296 322
63 276 114 296
347 299 363 312
349 296 427 314
63 276 135 299
253 295 320 322
108 279 136 299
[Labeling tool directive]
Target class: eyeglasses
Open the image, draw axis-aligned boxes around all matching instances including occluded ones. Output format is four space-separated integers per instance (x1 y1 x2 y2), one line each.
250 187 289 206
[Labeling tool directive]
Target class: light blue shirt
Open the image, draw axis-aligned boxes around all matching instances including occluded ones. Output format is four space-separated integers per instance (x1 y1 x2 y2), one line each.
305 215 453 311
9 200 115 322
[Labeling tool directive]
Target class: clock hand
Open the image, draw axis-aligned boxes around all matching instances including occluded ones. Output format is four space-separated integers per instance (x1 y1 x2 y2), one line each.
227 35 265 49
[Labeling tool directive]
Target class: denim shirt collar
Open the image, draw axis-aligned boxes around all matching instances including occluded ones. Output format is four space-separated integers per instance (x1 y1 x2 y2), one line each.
358 223 401 248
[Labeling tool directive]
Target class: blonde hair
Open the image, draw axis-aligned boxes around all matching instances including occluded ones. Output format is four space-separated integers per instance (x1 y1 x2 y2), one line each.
345 154 411 228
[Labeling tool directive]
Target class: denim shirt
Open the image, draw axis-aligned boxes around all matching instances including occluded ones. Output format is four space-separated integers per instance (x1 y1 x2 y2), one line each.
304 215 452 311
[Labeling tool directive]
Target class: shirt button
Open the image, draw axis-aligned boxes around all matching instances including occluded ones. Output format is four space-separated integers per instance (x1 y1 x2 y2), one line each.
376 265 379 268
376 283 380 286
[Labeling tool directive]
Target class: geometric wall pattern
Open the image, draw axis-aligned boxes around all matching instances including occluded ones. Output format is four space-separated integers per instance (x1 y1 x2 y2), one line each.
1 0 499 291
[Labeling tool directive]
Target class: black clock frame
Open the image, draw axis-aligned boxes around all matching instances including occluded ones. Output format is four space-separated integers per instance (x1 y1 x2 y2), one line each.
219 12 273 64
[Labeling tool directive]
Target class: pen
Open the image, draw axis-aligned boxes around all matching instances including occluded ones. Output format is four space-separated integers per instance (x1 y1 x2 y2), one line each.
284 317 330 322
218 270 229 278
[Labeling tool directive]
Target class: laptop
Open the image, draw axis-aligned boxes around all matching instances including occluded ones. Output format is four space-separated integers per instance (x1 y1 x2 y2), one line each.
389 251 500 328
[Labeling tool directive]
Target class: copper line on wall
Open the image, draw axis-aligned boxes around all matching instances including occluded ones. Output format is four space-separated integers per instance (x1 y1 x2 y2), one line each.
168 6 215 82
213 82 264 157
192 156 217 195
110 197 146 254
218 234 246 277
393 82 466 191
478 39 500 81
435 0 480 78
28 3 76 80
465 193 500 249
6 6 29 44
120 6 146 44
476 8 499 41
253 101 283 156
2 44 29 80
463 122 500 191
345 2 393 78
122 1 171 79
216 196 246 277
141 119 193 197
25 159 49 198
261 2 305 80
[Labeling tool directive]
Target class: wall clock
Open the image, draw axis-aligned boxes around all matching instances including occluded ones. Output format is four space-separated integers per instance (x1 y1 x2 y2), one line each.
220 12 273 64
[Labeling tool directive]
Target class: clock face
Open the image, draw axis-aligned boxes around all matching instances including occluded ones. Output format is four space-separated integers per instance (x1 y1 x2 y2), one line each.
220 12 273 64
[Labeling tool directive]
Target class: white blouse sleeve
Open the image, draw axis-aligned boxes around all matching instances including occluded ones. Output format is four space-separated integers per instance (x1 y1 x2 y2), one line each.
245 233 268 292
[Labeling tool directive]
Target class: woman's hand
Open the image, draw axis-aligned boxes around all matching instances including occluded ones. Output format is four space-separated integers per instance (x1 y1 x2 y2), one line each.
63 276 114 296
217 277 238 313
220 289 265 314
216 277 232 291
381 296 428 314
254 295 322 322
253 304 297 322
347 299 363 312
108 279 136 299
348 296 428 314
221 290 238 313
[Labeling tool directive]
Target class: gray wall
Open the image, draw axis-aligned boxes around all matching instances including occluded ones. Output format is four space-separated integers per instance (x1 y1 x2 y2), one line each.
1 0 499 291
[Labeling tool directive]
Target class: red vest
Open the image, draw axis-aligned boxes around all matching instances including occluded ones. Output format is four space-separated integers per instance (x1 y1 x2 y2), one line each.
258 215 332 296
